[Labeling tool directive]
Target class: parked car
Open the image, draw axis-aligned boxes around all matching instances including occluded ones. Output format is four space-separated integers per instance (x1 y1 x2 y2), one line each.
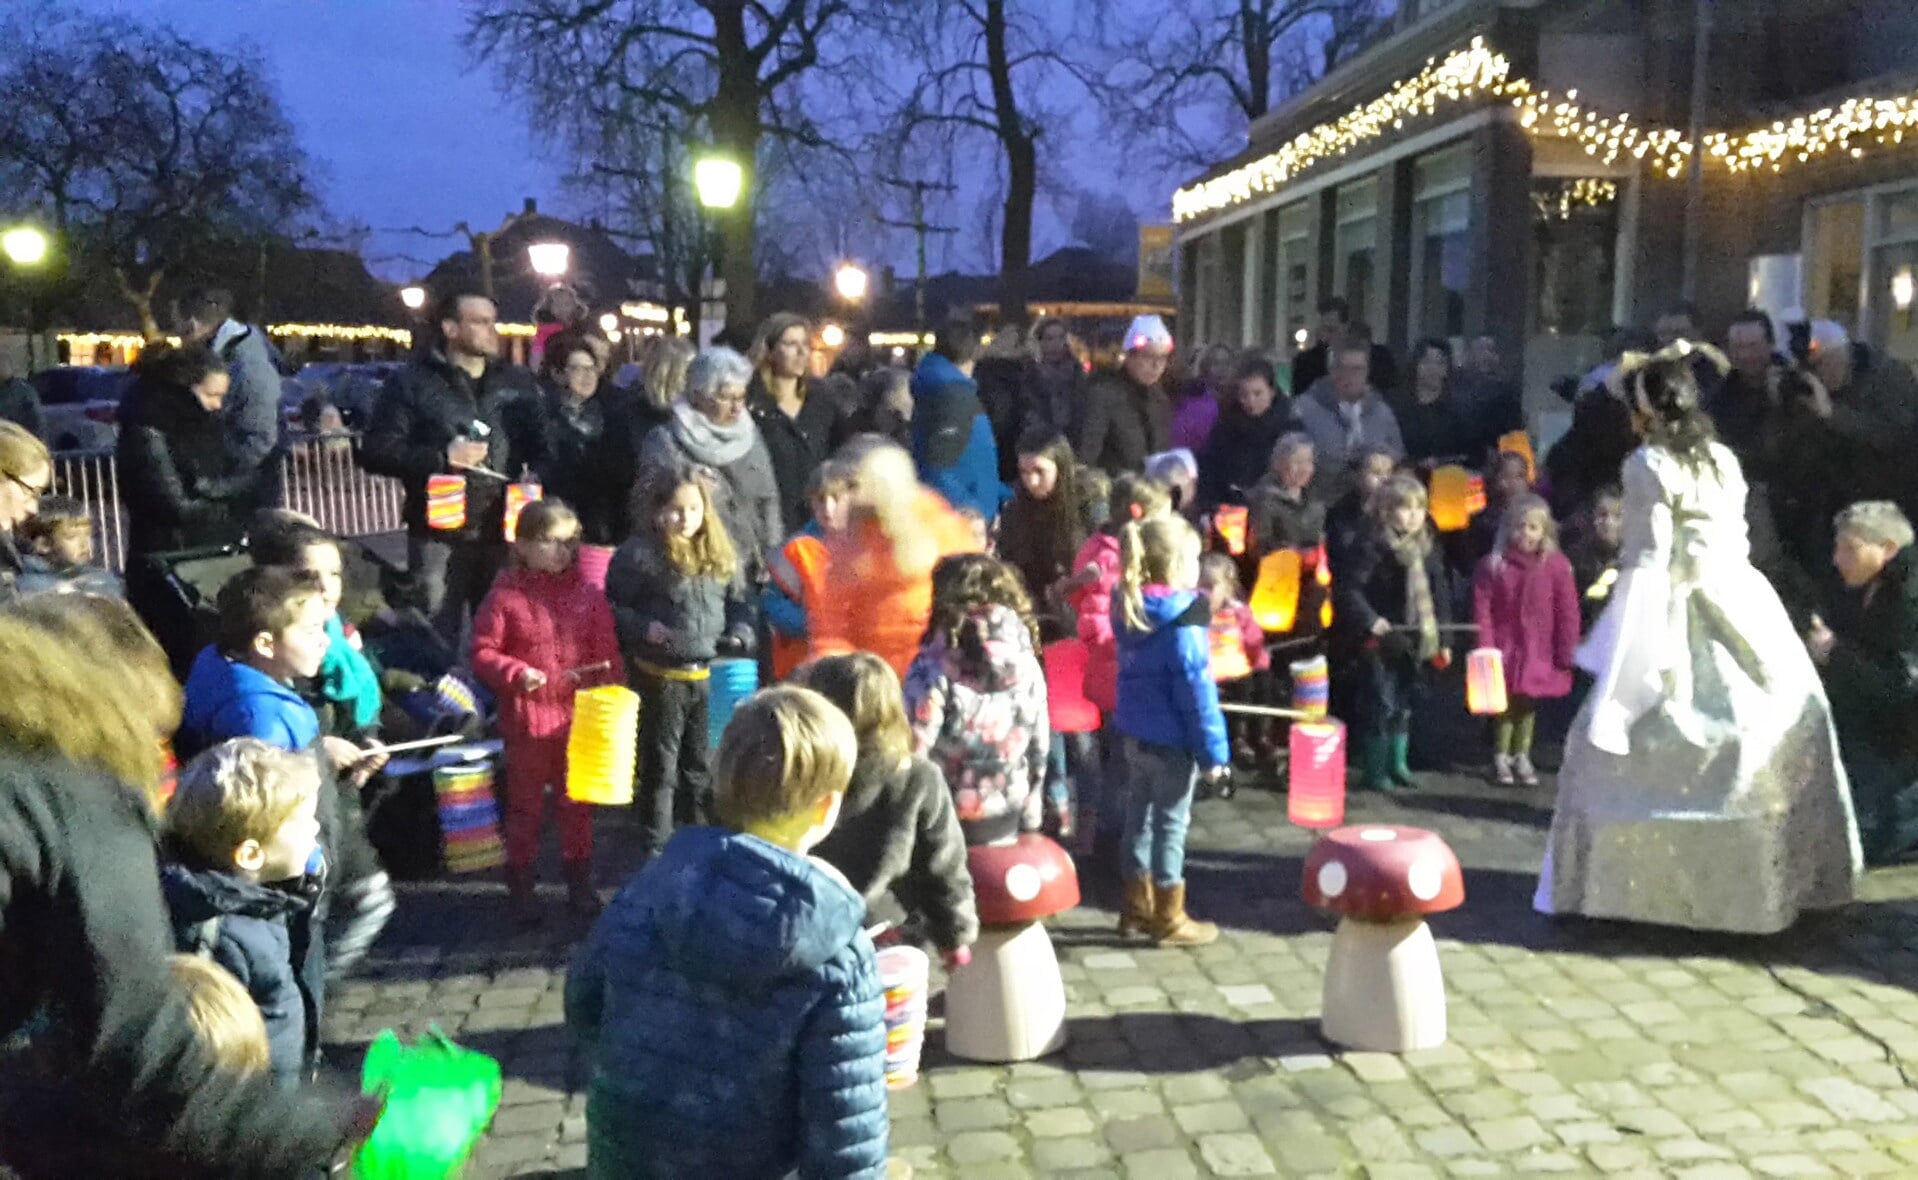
31 366 132 451
287 361 401 430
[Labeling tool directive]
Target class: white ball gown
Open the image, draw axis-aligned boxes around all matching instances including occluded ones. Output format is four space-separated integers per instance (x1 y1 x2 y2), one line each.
1534 441 1861 933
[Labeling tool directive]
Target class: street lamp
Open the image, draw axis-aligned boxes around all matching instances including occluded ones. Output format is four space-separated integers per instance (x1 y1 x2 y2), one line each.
694 157 743 210
527 241 570 279
2 227 48 267
834 263 869 302
598 312 619 334
820 323 846 349
399 285 426 311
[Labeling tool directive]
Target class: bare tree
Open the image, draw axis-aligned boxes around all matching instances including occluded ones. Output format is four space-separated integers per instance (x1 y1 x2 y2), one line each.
0 9 315 337
467 0 881 338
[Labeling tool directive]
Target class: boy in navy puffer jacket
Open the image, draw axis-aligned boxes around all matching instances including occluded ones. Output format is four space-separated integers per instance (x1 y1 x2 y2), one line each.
1112 515 1231 948
566 686 890 1179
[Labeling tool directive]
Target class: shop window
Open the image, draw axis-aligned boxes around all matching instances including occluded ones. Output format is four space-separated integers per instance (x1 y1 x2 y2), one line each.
1411 146 1471 342
1531 178 1620 338
1334 179 1378 322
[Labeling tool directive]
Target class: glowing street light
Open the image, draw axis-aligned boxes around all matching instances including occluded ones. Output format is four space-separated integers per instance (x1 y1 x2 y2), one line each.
834 263 869 302
820 323 846 349
399 285 426 311
694 157 744 210
527 241 570 278
598 312 619 333
2 227 49 267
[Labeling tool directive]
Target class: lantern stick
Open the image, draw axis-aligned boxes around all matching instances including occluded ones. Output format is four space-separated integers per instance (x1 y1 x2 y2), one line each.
375 733 475 756
1265 634 1321 655
564 660 615 679
1219 703 1319 721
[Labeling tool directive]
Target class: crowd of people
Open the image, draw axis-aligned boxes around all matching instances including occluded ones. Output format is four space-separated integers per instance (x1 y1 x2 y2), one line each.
0 279 1913 1175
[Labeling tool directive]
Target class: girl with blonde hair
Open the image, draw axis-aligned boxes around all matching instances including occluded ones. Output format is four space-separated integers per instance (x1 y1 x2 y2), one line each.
1472 494 1580 785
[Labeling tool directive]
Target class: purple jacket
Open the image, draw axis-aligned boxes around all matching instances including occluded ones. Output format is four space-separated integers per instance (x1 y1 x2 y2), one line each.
1169 388 1221 453
1472 547 1580 700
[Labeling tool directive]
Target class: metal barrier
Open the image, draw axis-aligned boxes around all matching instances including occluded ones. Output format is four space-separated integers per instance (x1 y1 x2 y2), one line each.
50 431 405 573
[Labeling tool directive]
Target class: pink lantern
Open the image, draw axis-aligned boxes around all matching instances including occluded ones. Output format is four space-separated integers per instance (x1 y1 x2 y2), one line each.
577 544 615 590
1288 720 1346 828
1465 648 1508 715
1042 640 1101 734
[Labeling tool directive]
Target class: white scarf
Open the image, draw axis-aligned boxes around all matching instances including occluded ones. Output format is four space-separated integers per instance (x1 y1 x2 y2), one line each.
669 397 756 467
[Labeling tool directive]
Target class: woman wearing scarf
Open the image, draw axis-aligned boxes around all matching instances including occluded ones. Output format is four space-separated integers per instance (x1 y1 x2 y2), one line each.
528 330 638 546
637 346 782 582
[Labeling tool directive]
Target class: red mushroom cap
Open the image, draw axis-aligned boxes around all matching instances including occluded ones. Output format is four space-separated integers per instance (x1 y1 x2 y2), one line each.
1300 825 1464 920
968 833 1082 925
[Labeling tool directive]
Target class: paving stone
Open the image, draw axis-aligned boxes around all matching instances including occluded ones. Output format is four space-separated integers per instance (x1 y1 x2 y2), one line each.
945 1130 1023 1164
1087 1088 1163 1119
1749 1156 1834 1177
933 1097 1015 1132
1029 1136 1112 1171
1171 1100 1249 1134
1414 1124 1482 1157
1005 1076 1081 1109
1470 1116 1551 1153
1103 1114 1180 1153
1344 1051 1410 1082
1799 1076 1904 1122
1196 1132 1277 1176
1022 1105 1097 1138
1120 1147 1200 1178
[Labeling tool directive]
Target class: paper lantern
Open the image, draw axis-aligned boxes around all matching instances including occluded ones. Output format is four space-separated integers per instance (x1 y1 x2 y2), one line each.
1290 655 1330 717
1465 647 1508 715
1428 465 1484 533
1214 505 1249 556
708 658 760 749
577 544 614 590
1497 430 1536 482
1288 720 1347 828
434 762 503 872
567 685 639 805
426 474 467 531
502 482 543 542
877 946 930 1090
1250 548 1303 632
1042 640 1101 734
1208 613 1253 682
353 1027 502 1180
1312 542 1333 629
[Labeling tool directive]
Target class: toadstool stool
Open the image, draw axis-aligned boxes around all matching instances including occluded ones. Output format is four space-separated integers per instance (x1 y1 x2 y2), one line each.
1301 824 1465 1052
947 834 1081 1062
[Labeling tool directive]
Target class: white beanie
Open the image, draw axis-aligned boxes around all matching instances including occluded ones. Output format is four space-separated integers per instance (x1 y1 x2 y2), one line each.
1124 314 1174 354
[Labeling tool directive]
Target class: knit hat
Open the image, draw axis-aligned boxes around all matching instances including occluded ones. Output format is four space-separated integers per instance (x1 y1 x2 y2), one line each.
1124 314 1174 355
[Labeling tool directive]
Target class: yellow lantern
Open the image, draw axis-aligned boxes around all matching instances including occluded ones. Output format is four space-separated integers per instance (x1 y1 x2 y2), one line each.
1249 548 1302 632
1497 430 1536 482
1465 647 1508 715
567 685 640 805
1429 465 1485 532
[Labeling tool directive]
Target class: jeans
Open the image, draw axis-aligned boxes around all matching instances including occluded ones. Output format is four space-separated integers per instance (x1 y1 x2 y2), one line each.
407 535 506 648
1355 647 1423 742
635 674 712 859
1121 736 1198 887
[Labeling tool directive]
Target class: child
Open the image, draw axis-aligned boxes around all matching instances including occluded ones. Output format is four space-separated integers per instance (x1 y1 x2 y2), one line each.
764 460 852 681
995 428 1089 640
1461 449 1534 572
1325 444 1401 569
1145 448 1202 522
1199 552 1271 771
903 553 1053 842
161 738 325 1087
606 464 755 860
803 652 978 966
1246 433 1327 556
249 515 381 742
1113 515 1230 946
169 954 273 1075
1335 475 1452 793
16 495 121 597
1471 494 1579 786
566 686 889 1178
472 499 622 921
1065 474 1173 718
1566 485 1624 632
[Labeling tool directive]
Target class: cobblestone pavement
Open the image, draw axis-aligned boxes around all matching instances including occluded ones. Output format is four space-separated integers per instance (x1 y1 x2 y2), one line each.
328 738 1918 1179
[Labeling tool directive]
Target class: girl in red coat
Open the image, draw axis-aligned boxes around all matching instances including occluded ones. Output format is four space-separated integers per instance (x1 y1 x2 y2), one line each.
472 499 622 922
1472 494 1580 786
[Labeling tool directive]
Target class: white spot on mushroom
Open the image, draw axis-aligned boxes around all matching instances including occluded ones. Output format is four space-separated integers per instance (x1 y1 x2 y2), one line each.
1005 863 1041 902
1359 828 1397 843
1317 860 1348 898
1407 859 1443 901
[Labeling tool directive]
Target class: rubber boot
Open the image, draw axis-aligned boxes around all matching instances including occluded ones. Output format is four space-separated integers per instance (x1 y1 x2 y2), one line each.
1117 876 1156 938
563 860 603 918
1152 881 1219 947
1387 731 1416 788
505 864 541 929
1358 736 1397 793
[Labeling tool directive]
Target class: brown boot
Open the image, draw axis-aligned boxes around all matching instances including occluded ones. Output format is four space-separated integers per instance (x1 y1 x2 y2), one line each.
563 860 603 918
1117 876 1156 938
506 865 541 929
1152 881 1219 947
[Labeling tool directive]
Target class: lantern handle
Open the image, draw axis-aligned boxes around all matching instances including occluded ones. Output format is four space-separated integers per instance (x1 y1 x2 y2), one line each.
1219 703 1319 721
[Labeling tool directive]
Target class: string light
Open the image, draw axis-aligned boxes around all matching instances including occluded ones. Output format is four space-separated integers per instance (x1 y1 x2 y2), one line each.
269 323 413 344
868 331 935 348
1529 178 1619 222
57 332 179 352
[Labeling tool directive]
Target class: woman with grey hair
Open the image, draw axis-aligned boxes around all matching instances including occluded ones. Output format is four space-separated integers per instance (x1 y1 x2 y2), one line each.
638 346 782 579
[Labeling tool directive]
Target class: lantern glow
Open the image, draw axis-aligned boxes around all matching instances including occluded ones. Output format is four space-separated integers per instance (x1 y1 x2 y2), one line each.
1429 465 1485 532
1465 648 1508 715
1250 549 1304 632
1214 505 1249 555
1288 720 1347 828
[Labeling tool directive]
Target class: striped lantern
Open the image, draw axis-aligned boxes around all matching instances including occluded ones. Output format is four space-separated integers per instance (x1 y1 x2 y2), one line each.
1465 648 1509 716
426 474 467 531
566 686 640 805
1287 720 1346 829
435 762 503 872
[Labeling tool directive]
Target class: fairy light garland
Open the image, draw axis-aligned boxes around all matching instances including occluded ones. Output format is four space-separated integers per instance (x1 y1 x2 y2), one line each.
1530 177 1619 221
1177 36 1918 225
269 323 414 344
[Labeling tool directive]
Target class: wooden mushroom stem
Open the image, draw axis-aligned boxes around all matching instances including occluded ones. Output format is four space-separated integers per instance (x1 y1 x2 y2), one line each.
1320 914 1448 1053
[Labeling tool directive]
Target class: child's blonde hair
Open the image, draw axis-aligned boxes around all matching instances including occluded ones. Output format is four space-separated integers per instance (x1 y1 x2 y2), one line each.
169 954 270 1074
713 685 857 832
1117 515 1201 632
1105 473 1172 531
637 465 737 580
167 739 322 869
1367 473 1429 528
18 495 92 552
1493 493 1559 560
799 652 913 766
1198 551 1241 597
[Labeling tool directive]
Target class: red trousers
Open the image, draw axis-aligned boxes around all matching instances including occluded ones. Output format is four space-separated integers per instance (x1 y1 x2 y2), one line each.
502 735 593 870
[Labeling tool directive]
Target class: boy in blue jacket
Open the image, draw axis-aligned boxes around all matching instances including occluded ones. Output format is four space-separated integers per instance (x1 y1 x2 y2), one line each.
566 686 890 1179
911 318 1005 520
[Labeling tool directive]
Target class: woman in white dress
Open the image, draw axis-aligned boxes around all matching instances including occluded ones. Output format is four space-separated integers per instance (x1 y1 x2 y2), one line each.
1535 344 1861 933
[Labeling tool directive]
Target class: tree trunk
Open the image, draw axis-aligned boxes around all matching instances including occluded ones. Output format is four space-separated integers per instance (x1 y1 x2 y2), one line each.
985 0 1032 327
710 3 759 341
115 267 165 342
1241 0 1272 120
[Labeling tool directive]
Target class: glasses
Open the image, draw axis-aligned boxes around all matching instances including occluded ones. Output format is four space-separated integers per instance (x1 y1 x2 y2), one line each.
5 472 49 499
564 361 599 374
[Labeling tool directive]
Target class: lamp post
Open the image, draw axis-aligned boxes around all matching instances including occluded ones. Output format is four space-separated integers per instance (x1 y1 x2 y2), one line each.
528 241 570 280
834 263 869 303
399 285 426 312
4 226 51 371
694 155 743 343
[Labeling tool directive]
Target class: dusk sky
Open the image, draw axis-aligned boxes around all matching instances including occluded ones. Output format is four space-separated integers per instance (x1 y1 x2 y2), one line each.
68 1 1197 282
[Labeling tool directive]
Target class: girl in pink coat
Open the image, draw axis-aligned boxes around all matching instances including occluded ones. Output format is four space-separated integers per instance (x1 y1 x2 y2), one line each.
1065 474 1175 714
1472 494 1580 786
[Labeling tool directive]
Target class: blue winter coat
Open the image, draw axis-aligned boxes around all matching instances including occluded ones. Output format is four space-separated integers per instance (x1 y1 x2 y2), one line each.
159 858 316 1086
565 826 889 1180
1113 588 1231 768
910 353 1005 521
178 646 321 759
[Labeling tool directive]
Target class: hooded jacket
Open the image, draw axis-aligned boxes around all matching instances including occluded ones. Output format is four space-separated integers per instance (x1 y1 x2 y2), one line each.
1471 546 1581 700
178 647 321 759
812 491 981 680
605 534 756 672
911 353 1004 521
564 826 888 1179
1065 531 1123 712
471 564 624 742
210 319 286 473
1822 545 1918 758
1113 587 1230 768
360 352 537 540
160 858 316 1085
811 751 977 951
115 373 260 558
902 604 1050 845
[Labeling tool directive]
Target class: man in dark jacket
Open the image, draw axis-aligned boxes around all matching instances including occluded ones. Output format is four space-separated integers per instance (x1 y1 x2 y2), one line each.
1198 353 1299 509
361 289 537 644
1077 314 1174 475
911 318 1003 519
179 288 285 490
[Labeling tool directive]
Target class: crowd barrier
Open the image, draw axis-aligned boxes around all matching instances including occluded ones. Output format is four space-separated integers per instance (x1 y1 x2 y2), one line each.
50 431 405 573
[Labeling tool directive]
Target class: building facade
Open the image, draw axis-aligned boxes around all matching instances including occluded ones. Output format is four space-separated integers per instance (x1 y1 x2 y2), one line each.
1174 0 1918 421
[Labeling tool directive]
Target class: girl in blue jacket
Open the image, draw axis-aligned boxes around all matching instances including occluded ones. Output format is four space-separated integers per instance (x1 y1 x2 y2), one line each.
1112 514 1231 947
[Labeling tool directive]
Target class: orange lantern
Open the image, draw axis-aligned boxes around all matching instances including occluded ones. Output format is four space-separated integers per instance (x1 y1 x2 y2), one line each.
1465 647 1508 715
503 481 544 542
1214 505 1249 556
426 474 467 531
1249 548 1302 632
1497 430 1536 482
1288 720 1346 828
1428 465 1485 533
1313 541 1333 628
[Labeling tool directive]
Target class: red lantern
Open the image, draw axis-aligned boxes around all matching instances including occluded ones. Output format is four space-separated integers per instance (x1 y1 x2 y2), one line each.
1288 720 1346 828
1214 505 1249 556
1465 647 1507 715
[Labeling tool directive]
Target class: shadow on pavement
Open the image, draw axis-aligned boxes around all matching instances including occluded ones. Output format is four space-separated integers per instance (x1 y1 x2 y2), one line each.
918 1013 1327 1076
